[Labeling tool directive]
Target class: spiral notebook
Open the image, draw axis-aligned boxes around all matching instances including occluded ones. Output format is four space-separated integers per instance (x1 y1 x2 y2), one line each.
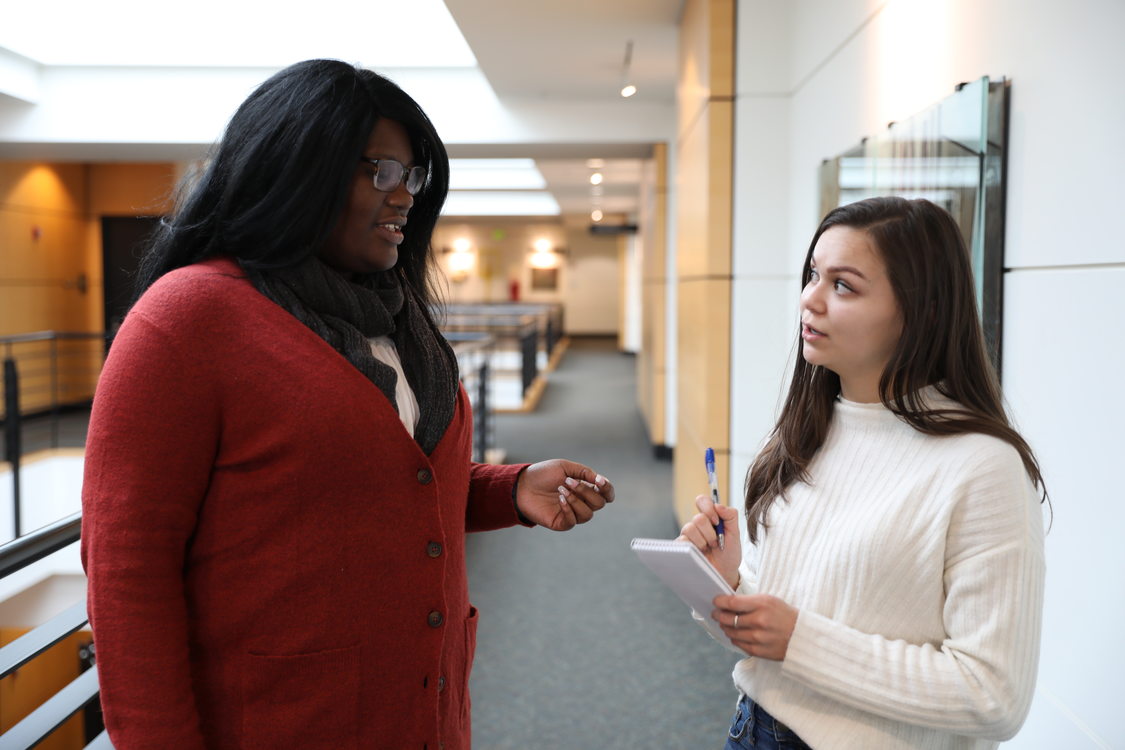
630 538 735 646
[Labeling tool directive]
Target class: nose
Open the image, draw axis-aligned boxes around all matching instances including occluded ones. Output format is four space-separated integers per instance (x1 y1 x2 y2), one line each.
386 180 414 211
801 276 826 314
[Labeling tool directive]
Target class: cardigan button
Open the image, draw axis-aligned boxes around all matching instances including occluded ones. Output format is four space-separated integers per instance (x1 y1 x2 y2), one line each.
426 542 443 558
417 468 433 485
437 675 446 692
427 610 444 628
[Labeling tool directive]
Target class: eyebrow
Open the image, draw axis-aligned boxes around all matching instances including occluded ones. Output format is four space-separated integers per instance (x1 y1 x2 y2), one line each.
811 261 869 280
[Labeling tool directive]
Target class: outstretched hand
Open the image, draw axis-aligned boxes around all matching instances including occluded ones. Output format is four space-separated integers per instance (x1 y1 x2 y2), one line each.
515 459 615 531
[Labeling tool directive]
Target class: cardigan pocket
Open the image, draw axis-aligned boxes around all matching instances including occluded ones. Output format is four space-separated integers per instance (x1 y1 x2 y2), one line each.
460 606 480 727
241 644 360 750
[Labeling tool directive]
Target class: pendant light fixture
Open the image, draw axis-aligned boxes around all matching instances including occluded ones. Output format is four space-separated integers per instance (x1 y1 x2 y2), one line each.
620 40 636 98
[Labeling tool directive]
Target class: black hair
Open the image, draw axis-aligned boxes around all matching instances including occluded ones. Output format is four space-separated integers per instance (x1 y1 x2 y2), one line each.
134 59 449 306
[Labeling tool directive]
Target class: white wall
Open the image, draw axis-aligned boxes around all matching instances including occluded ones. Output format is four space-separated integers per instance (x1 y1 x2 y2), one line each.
621 233 642 353
731 0 1125 745
562 241 621 335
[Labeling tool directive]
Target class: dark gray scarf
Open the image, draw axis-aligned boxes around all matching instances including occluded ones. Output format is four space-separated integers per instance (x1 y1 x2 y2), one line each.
256 256 458 455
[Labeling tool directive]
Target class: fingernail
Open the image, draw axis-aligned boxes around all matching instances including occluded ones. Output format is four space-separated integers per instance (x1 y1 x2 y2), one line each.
557 485 570 496
558 494 568 505
595 474 606 486
564 477 578 488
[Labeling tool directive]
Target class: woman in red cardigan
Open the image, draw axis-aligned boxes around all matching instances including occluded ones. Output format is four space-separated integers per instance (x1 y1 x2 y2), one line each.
81 59 615 750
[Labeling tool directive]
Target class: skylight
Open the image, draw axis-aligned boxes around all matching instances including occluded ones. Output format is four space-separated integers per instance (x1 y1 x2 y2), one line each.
442 191 561 217
0 0 476 68
448 159 546 190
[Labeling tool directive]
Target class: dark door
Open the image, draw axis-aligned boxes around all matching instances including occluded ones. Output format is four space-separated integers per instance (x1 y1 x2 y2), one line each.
101 216 161 338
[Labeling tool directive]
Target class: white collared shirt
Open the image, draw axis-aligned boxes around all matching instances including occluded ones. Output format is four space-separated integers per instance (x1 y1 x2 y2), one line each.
367 336 420 436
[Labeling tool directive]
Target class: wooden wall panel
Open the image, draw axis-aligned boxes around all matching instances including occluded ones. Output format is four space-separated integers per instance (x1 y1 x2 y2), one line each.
673 0 735 524
87 163 175 217
674 278 731 521
0 161 176 417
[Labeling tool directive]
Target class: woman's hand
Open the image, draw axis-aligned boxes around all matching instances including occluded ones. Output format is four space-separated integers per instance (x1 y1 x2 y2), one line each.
677 494 743 589
515 459 614 531
712 594 799 661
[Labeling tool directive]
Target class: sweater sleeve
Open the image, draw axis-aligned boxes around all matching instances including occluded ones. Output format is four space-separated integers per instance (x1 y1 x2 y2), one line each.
464 462 532 532
778 449 1046 740
81 312 218 750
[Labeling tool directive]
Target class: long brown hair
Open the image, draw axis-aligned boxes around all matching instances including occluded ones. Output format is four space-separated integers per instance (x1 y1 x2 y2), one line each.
743 197 1047 542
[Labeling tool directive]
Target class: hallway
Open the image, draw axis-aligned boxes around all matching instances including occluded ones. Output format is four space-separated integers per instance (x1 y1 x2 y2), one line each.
466 338 738 749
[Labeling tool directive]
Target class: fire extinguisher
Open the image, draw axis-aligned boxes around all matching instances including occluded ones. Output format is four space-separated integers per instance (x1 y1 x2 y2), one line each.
509 279 520 301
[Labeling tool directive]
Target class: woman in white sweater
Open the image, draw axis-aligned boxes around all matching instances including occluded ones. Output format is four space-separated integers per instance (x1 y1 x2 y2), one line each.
680 197 1047 749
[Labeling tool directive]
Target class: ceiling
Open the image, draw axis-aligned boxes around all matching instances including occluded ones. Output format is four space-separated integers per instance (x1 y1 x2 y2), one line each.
0 0 684 220
445 0 680 218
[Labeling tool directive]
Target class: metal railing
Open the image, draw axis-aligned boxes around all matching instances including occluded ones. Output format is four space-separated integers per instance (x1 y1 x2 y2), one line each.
446 332 495 463
0 513 110 749
1 332 106 538
442 311 538 395
443 302 564 360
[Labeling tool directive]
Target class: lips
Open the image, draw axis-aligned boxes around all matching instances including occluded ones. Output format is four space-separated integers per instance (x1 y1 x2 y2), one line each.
802 322 827 340
372 218 407 245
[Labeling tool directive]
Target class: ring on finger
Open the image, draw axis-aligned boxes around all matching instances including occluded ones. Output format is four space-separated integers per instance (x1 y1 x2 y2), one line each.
733 614 739 629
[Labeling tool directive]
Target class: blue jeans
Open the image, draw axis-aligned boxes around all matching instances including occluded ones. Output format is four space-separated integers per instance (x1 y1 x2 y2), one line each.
724 694 812 749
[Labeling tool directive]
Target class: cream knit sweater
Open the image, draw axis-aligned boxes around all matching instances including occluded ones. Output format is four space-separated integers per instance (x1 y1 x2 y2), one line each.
732 392 1045 749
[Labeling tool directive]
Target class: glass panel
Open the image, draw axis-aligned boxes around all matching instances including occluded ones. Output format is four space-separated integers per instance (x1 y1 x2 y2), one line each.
819 76 1009 371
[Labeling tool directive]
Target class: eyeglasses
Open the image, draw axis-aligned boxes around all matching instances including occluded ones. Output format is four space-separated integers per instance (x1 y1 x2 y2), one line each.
361 158 427 195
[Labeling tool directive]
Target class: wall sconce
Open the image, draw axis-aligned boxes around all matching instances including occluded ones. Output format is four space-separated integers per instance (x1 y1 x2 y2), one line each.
442 238 475 282
529 238 566 270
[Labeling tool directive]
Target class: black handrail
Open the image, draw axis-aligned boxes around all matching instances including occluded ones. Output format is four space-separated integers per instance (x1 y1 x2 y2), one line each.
0 668 100 750
0 598 88 679
0 512 82 578
0 511 107 749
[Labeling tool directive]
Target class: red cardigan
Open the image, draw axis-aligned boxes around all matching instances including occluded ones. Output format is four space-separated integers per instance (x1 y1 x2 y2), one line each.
81 258 528 750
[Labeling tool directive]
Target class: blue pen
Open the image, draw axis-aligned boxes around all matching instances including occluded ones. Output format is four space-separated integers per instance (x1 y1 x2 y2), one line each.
704 447 725 549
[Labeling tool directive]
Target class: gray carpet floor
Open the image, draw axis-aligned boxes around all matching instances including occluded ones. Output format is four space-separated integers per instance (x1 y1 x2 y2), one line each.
466 337 739 749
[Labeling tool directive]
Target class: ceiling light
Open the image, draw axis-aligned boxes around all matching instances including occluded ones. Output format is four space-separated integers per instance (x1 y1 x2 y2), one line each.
591 209 604 222
619 40 637 99
589 172 604 185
